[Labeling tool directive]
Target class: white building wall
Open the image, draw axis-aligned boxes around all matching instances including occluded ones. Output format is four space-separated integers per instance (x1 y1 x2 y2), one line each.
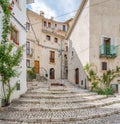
68 0 90 88
89 0 120 91
0 0 28 106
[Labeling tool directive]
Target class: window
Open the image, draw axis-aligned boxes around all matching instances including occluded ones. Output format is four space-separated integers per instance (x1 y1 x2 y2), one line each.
44 21 47 27
50 51 55 63
54 38 58 43
26 22 31 31
26 60 30 67
55 24 57 27
62 25 66 31
104 37 111 55
46 35 51 41
102 62 107 70
26 41 30 55
81 80 83 85
48 22 51 28
10 28 19 45
66 46 68 52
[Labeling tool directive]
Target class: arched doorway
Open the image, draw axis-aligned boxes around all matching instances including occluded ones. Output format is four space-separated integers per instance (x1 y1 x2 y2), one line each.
50 68 55 79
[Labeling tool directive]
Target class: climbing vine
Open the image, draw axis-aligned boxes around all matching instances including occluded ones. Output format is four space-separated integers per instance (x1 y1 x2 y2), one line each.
0 0 24 106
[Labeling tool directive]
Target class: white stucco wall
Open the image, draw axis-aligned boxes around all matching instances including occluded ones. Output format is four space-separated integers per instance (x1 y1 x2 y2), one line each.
89 0 120 87
0 1 27 106
68 0 90 88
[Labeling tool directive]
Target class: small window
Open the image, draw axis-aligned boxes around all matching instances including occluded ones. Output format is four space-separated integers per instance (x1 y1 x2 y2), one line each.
44 21 47 27
48 22 51 28
54 38 58 43
50 51 55 63
81 80 83 85
26 60 30 67
46 35 51 41
10 28 19 45
55 24 57 28
102 62 107 70
26 22 31 31
26 41 30 55
62 25 66 31
66 46 68 52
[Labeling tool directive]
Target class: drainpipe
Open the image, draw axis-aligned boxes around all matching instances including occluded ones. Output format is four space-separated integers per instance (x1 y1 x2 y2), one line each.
60 40 62 79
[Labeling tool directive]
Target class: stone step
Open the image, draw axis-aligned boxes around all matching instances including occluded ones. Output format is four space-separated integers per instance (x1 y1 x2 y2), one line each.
21 92 97 99
10 97 120 111
26 90 89 94
0 107 119 123
16 95 107 104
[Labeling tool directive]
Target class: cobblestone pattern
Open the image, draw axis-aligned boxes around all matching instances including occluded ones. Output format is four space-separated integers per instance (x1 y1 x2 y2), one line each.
0 80 120 124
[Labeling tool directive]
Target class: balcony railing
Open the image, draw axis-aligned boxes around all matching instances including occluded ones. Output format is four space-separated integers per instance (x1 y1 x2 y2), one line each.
100 44 117 58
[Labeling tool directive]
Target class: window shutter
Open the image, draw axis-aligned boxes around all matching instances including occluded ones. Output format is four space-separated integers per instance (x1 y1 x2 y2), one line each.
110 37 115 55
100 37 105 55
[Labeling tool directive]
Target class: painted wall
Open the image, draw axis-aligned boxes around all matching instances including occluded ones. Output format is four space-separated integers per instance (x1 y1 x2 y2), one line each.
0 0 28 106
27 10 70 80
68 0 90 88
89 0 120 89
68 0 120 90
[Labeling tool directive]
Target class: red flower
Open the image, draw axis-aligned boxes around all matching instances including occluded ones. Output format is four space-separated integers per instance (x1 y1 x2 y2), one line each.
9 5 13 11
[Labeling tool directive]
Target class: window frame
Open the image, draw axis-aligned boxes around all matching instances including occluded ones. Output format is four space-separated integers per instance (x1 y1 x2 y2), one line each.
50 51 55 63
102 62 107 70
54 37 58 43
10 27 19 45
26 59 30 67
46 35 51 41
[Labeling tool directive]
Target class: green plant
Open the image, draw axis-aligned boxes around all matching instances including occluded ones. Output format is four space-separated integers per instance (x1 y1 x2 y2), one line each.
97 87 113 96
84 64 99 92
0 1 24 106
27 67 36 81
84 64 120 95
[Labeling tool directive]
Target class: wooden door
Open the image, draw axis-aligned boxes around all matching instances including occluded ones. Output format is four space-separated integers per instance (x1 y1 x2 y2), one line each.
34 60 39 74
75 68 79 84
104 38 110 55
50 68 55 79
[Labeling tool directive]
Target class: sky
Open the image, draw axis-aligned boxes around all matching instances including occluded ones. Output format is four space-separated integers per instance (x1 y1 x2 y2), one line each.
27 0 82 22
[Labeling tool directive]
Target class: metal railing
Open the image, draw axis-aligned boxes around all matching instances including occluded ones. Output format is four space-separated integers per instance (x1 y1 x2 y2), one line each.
100 44 117 57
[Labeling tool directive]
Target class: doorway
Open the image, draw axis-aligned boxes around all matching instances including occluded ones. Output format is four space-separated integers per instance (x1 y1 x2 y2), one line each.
75 68 79 84
34 60 39 74
50 68 55 79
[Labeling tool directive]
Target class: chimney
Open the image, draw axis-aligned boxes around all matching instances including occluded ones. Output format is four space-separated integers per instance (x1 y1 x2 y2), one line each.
40 11 44 17
51 16 54 20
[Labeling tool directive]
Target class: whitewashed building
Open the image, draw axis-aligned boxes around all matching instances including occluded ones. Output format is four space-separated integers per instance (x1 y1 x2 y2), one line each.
0 0 34 106
67 0 120 92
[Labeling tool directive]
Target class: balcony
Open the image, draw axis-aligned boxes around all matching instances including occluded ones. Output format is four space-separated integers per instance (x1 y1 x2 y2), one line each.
26 48 34 57
100 44 117 58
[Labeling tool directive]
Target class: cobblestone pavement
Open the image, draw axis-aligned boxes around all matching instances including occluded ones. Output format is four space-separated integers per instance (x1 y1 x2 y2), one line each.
0 80 120 124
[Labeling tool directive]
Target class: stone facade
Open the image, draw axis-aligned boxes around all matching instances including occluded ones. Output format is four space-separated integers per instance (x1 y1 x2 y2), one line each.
26 10 72 80
67 0 120 92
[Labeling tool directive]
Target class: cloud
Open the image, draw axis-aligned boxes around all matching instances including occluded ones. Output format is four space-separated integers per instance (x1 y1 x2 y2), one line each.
30 0 57 19
29 0 82 21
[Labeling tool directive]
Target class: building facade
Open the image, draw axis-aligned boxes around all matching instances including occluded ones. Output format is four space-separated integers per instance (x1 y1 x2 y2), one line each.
67 0 120 92
26 10 72 80
0 0 34 106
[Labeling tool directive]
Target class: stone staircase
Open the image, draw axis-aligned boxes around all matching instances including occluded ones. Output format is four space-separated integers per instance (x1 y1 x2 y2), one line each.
0 80 120 124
